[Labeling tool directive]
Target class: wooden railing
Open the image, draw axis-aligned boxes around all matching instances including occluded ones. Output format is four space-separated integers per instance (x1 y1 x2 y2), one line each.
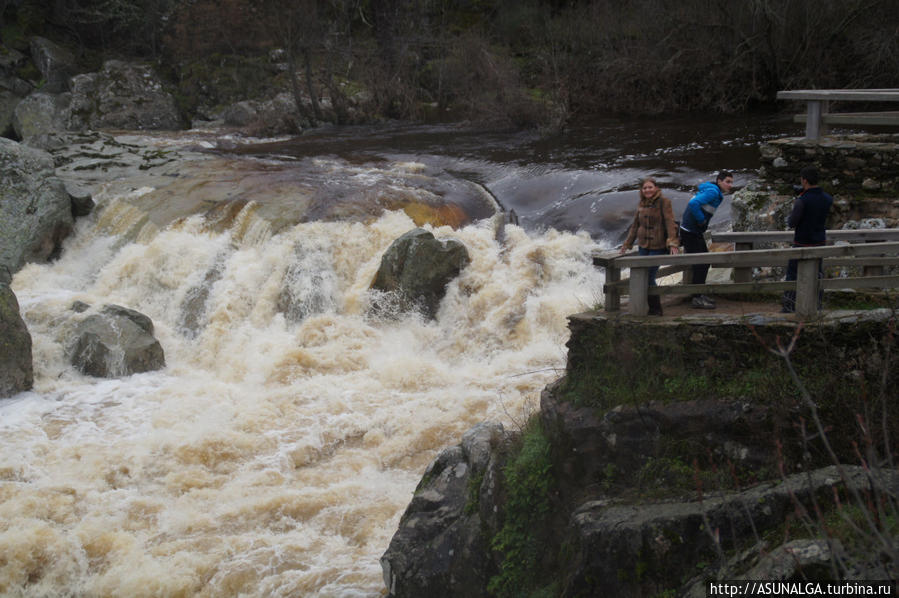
593 235 899 318
712 229 899 282
777 89 899 140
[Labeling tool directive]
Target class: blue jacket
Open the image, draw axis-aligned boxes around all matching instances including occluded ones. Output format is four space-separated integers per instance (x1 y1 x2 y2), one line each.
680 182 723 234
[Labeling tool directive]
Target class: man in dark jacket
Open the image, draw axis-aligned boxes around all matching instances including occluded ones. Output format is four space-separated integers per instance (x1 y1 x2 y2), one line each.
679 170 734 309
782 166 833 312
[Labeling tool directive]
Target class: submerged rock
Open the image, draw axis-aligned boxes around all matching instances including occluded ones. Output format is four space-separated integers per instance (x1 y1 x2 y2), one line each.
178 256 226 338
69 305 165 377
278 239 338 324
370 228 470 320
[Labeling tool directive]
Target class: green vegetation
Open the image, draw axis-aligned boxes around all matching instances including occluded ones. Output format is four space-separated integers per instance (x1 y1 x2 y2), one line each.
488 418 558 598
824 291 896 310
465 470 485 515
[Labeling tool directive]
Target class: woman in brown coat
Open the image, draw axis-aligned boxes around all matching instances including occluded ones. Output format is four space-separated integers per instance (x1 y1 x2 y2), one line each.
619 177 680 315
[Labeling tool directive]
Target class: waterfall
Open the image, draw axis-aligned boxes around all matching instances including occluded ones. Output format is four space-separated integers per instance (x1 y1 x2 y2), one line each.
2 151 605 596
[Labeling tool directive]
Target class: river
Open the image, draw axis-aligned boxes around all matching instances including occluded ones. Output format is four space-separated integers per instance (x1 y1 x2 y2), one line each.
2 113 795 597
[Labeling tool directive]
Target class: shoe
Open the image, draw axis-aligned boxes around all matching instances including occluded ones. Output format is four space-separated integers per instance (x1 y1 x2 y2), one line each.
691 296 715 309
780 306 795 313
700 294 716 306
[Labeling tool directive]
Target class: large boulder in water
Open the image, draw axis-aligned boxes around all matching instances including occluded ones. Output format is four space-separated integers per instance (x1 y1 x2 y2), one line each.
69 304 165 377
67 60 181 131
370 228 471 320
0 137 74 275
0 278 33 397
381 423 508 598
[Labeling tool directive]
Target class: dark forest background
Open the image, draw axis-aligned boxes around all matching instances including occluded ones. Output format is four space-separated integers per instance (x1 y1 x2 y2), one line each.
3 0 899 129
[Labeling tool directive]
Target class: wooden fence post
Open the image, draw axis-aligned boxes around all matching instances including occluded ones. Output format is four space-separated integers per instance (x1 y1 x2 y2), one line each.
628 268 649 316
733 241 754 283
805 100 830 140
795 258 820 317
605 262 621 312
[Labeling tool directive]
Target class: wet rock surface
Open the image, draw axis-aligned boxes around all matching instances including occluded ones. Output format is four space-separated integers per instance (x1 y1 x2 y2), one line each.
0 283 33 397
0 137 73 275
370 228 471 320
69 304 165 377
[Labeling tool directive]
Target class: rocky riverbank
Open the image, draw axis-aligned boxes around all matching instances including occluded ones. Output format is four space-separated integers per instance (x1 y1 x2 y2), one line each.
380 137 899 596
382 309 899 597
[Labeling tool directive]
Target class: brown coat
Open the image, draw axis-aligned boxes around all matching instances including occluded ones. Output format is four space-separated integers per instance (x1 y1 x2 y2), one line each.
621 192 679 251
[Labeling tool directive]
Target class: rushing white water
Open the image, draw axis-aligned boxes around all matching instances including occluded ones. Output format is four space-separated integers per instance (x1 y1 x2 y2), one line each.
2 144 605 597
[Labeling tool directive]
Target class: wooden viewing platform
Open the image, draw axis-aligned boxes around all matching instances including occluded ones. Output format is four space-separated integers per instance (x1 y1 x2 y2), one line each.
593 229 899 318
777 88 899 139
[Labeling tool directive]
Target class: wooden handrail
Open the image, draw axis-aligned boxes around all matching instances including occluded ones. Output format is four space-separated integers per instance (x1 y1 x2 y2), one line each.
593 242 899 318
612 242 899 268
776 88 899 139
711 229 899 282
712 229 899 244
777 89 899 102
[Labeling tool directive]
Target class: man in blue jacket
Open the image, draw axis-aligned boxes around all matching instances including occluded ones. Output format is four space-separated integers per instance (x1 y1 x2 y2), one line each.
679 171 734 309
782 166 833 312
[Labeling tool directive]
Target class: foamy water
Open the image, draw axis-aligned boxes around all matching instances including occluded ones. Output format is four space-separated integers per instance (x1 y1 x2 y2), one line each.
2 152 604 597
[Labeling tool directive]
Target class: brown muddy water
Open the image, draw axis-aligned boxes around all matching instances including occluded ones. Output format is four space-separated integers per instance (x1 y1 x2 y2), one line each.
3 113 798 597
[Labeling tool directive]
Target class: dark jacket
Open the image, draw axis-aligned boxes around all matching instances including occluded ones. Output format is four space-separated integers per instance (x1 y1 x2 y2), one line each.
788 187 833 245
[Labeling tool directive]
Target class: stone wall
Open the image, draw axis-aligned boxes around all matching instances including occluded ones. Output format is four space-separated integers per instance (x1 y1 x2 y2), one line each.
560 309 897 469
734 134 899 231
759 133 899 195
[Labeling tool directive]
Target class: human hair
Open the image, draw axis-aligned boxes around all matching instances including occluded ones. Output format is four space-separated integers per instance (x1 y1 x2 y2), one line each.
716 170 733 182
640 177 660 199
800 166 820 185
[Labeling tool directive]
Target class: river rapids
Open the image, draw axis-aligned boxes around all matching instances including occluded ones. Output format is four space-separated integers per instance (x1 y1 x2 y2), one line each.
1 115 794 596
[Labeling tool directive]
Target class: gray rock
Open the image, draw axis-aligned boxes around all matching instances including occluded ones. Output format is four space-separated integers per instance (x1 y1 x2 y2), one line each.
0 137 74 275
67 60 182 131
223 101 259 127
100 304 155 335
370 228 471 320
0 47 28 77
381 422 506 598
29 37 77 93
178 258 225 338
0 283 33 397
64 181 94 217
743 539 837 580
12 91 71 143
69 306 165 377
540 386 777 496
0 89 21 137
71 300 90 313
566 466 897 597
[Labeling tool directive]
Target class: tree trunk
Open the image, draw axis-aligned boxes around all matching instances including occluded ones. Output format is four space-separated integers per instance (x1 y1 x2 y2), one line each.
287 50 315 126
303 47 322 123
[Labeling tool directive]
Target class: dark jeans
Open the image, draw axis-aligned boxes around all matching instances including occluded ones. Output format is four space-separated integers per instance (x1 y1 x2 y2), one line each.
638 247 667 286
782 244 824 311
679 229 709 296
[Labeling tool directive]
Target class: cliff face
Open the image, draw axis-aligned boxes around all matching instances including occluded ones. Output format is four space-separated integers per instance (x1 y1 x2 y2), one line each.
382 309 899 597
